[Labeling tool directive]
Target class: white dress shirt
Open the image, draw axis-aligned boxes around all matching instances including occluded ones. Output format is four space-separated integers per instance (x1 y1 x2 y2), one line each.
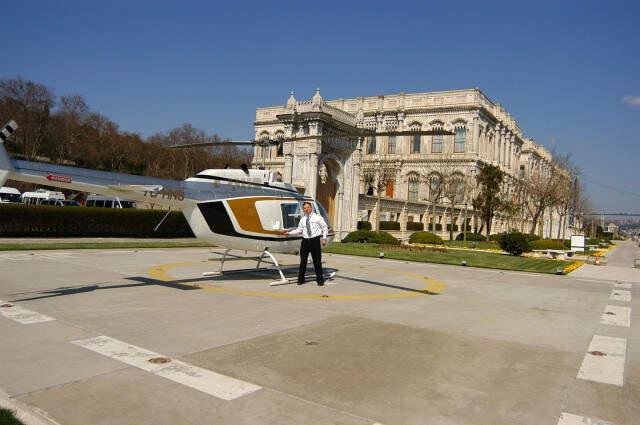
287 212 328 239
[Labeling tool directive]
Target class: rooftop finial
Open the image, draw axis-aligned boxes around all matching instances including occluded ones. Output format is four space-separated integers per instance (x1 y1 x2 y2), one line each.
286 90 297 110
311 88 323 108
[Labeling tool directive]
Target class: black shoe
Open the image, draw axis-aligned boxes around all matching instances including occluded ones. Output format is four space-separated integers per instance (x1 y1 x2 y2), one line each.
297 281 304 285
317 281 324 286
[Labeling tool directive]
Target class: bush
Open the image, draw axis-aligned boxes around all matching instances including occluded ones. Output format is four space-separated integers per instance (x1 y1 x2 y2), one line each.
530 239 567 250
455 232 486 241
563 240 571 249
379 221 400 231
0 204 193 238
357 221 372 230
409 231 444 245
342 230 400 245
498 232 531 256
407 222 424 231
489 232 505 241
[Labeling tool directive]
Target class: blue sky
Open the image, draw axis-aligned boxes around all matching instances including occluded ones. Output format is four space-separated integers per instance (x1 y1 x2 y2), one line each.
4 0 640 213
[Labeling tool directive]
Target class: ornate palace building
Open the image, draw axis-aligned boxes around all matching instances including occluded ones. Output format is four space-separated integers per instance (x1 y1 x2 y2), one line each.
252 88 577 240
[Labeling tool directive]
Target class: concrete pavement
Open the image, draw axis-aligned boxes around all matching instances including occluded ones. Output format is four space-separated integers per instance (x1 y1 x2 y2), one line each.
0 244 637 425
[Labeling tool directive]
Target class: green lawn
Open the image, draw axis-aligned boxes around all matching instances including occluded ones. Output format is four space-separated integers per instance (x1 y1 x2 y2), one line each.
325 242 575 274
0 241 211 251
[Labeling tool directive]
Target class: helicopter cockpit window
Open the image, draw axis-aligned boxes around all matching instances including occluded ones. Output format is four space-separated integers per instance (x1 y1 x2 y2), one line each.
280 202 302 229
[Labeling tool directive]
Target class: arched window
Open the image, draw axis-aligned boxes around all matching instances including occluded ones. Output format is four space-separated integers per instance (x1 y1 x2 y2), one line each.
258 132 270 159
409 123 421 154
432 135 443 153
454 126 466 153
430 121 444 153
274 132 284 157
367 135 377 155
411 134 421 154
407 173 419 201
428 173 443 201
451 174 465 203
388 135 396 154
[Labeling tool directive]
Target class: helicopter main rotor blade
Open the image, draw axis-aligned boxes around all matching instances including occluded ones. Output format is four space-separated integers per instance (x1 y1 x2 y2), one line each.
169 129 454 149
169 140 256 149
285 129 454 142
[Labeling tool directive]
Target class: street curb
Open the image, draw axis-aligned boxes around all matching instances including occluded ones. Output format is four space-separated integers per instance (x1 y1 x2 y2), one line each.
0 388 62 425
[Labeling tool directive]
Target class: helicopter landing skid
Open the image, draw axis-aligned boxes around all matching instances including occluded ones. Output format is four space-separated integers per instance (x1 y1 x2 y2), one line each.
202 248 290 285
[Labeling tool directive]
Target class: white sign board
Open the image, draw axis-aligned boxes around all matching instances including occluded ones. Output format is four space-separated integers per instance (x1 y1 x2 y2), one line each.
571 235 586 252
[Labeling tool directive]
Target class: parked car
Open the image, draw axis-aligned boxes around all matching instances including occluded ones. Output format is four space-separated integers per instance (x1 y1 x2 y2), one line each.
21 190 66 205
0 187 21 203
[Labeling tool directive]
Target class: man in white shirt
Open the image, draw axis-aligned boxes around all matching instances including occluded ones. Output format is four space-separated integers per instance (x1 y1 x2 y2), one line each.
283 201 329 285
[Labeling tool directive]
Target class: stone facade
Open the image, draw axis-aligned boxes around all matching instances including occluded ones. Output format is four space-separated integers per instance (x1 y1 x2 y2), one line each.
253 88 578 240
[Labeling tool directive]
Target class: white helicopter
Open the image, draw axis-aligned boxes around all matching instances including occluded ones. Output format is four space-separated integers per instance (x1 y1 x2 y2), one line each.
0 119 451 285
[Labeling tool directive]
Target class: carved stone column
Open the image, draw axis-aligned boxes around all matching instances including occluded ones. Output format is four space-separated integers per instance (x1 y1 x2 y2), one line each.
472 116 479 154
351 138 363 232
494 124 501 163
283 142 294 183
307 141 320 198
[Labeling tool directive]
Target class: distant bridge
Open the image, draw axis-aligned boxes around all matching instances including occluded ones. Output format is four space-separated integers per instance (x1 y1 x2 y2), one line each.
583 213 640 217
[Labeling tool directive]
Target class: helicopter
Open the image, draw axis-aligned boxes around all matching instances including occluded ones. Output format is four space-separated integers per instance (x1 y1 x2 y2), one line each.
0 119 452 285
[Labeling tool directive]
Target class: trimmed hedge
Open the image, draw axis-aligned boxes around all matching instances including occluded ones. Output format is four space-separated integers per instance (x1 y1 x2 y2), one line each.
342 230 400 245
490 232 540 242
530 240 567 250
455 232 487 241
409 231 444 245
357 221 372 230
407 222 424 231
498 232 531 256
0 204 194 238
379 221 400 231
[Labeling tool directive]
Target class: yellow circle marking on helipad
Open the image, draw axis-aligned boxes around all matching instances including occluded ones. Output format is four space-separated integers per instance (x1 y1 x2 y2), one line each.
148 261 445 300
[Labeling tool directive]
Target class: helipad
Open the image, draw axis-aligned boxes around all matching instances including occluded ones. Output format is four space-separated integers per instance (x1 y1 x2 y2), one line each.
0 245 637 425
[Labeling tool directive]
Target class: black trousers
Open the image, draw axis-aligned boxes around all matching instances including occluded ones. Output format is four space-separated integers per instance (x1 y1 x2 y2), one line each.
298 236 323 283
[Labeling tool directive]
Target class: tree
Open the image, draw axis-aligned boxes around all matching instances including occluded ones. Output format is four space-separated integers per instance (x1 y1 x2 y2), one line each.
0 77 55 160
48 95 90 164
361 155 397 231
473 162 506 238
521 154 571 235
